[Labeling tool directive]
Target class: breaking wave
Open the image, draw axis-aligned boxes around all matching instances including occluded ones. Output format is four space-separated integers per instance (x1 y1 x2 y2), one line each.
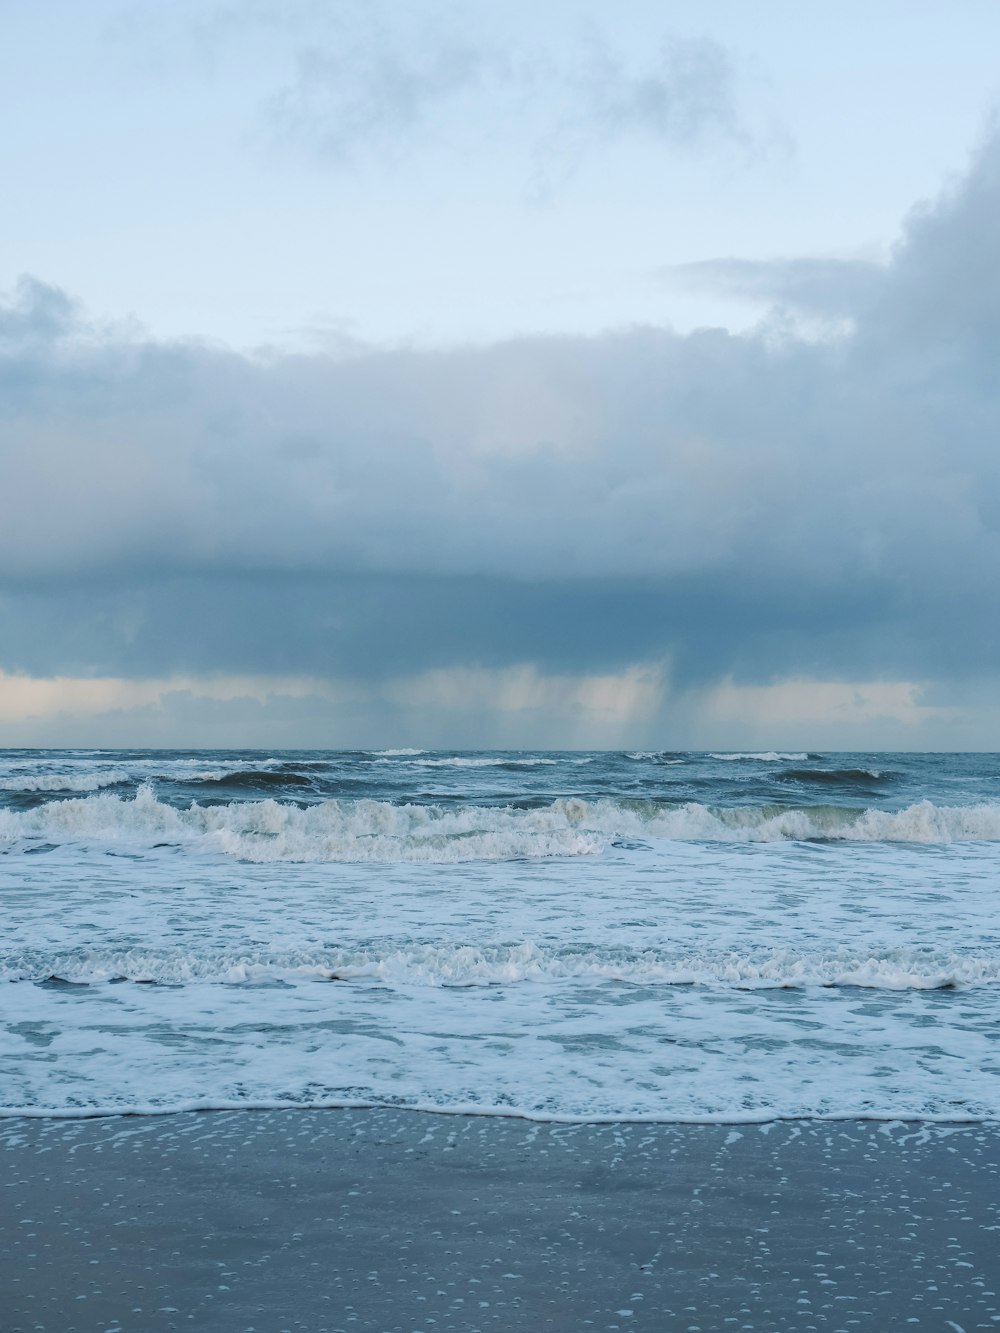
710 752 810 762
626 753 684 763
778 767 891 785
3 787 1000 860
0 770 132 793
397 756 560 768
7 942 999 990
191 769 315 789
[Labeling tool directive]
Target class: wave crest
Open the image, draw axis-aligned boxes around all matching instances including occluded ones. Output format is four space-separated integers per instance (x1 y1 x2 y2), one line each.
710 752 810 762
2 787 1000 861
0 770 132 793
6 942 998 990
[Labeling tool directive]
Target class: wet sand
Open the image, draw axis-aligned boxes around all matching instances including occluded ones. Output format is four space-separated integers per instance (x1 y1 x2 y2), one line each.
2 1110 999 1331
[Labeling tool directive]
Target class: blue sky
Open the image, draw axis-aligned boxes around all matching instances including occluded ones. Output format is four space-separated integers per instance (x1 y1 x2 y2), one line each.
2 1 1000 747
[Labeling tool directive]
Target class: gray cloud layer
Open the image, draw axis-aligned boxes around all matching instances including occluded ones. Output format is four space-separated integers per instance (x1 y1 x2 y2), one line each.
2 132 1000 697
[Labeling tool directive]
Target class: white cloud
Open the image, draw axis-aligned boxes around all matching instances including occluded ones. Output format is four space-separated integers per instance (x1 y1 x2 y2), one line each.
0 670 351 723
699 677 958 730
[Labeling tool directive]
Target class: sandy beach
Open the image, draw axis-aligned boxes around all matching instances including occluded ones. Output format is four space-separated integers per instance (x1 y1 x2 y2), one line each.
3 1109 999 1331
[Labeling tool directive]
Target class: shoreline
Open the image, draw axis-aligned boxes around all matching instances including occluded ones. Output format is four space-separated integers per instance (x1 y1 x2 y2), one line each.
4 1099 999 1126
4 1107 1000 1331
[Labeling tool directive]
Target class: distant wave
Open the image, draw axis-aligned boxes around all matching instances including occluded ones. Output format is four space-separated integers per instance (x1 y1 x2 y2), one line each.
412 757 559 768
778 767 891 785
710 752 810 762
3 787 1000 861
0 770 132 793
369 754 594 768
191 769 314 789
0 766 327 794
7 942 999 991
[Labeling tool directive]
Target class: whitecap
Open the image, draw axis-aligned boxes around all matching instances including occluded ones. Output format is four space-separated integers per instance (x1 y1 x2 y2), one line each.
0 770 132 793
709 752 809 762
3 787 1000 862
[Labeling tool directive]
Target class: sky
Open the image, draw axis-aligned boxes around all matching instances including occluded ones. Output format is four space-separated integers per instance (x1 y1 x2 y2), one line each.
2 0 1000 748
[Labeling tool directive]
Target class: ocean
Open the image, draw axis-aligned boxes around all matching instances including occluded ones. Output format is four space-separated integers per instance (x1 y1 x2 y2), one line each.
2 748 999 1123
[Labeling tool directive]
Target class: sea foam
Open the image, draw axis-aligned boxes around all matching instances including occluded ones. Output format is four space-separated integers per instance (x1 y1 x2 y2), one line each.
2 785 1000 860
0 770 132 792
8 941 1000 990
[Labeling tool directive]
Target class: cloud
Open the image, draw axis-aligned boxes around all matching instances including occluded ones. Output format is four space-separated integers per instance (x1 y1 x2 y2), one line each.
263 27 751 175
0 275 81 346
668 126 1000 344
3 129 1000 742
0 664 980 750
118 2 763 175
701 677 956 731
579 35 744 148
863 128 1000 357
0 663 662 749
263 12 502 164
667 256 885 320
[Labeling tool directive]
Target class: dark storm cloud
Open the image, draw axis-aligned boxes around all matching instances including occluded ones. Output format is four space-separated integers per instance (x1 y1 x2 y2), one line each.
3 132 1000 691
0 568 932 690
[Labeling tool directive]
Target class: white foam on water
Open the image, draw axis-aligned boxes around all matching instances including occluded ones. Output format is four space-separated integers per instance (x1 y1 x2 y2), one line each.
0 758 296 794
3 787 1000 861
710 752 810 762
411 757 559 768
4 965 999 1122
7 941 1000 989
4 752 1000 1124
0 770 132 792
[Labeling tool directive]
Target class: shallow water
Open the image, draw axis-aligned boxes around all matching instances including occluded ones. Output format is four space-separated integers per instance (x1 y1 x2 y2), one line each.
2 749 1000 1120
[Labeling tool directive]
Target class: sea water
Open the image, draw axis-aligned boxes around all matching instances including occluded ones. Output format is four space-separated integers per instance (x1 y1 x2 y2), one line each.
2 749 999 1122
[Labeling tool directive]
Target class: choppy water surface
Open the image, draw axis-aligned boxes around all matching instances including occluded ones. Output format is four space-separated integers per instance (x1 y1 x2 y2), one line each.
3 749 1000 1120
